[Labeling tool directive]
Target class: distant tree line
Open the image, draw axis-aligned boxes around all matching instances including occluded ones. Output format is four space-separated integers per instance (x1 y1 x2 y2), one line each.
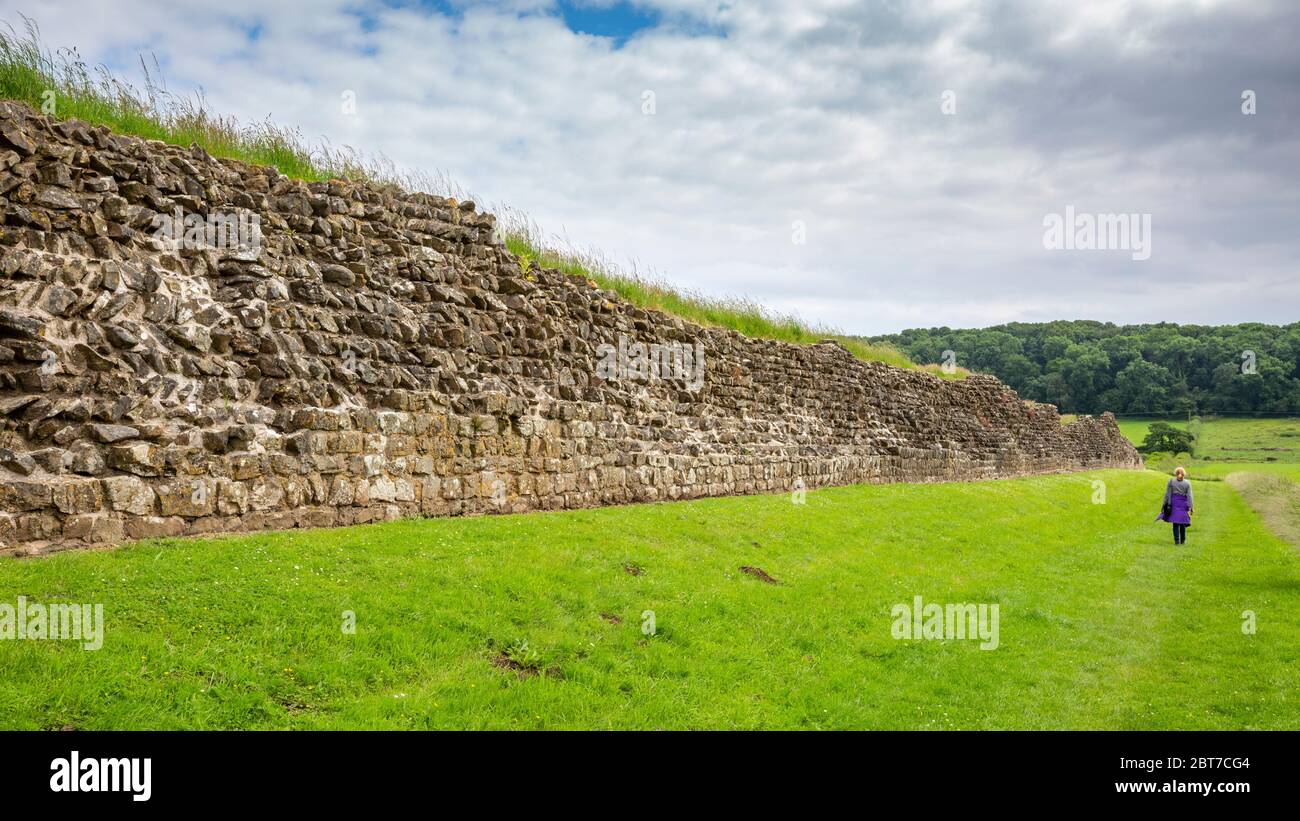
866 321 1300 415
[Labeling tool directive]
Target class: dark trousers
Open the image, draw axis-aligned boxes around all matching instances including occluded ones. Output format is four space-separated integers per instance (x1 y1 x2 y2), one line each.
1172 523 1188 544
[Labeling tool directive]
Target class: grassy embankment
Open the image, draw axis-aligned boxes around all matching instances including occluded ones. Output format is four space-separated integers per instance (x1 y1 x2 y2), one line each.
1 469 1296 730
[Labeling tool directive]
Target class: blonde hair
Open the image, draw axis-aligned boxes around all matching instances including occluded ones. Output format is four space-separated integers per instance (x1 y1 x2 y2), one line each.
1174 466 1187 478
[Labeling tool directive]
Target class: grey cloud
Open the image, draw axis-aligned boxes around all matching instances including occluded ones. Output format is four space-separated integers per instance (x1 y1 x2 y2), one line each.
3 0 1295 334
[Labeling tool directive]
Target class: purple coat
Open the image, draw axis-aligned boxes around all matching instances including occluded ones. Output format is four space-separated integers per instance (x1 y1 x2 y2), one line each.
1159 491 1192 525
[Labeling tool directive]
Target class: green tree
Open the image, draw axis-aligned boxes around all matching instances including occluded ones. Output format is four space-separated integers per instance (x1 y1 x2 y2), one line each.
1059 343 1111 411
867 320 1300 415
1042 336 1072 362
1139 422 1195 455
1114 358 1174 413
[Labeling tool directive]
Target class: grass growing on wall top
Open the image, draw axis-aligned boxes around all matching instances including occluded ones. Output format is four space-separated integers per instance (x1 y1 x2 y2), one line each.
502 229 941 375
0 17 958 377
0 18 335 181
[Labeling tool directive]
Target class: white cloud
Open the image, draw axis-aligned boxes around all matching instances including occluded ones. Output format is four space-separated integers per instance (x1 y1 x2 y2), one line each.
6 0 1297 334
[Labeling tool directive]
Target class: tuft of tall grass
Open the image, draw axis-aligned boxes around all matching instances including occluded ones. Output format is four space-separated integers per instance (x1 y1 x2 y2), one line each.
0 15 463 190
0 16 956 376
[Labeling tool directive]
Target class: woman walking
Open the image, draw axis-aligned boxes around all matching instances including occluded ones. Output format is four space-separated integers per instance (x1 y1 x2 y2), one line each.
1158 466 1194 545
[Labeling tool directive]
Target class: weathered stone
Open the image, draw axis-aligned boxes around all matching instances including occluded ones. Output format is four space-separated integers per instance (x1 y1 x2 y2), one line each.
297 507 338 529
67 442 107 475
0 123 36 155
17 513 61 542
45 285 78 316
0 395 39 416
28 447 67 474
248 478 284 511
124 516 185 540
166 324 212 352
327 476 355 506
90 423 140 443
0 479 52 511
101 475 157 515
156 479 215 517
229 453 262 481
216 479 250 516
321 264 355 285
367 476 397 502
106 443 163 477
0 308 42 338
35 186 81 210
63 514 125 544
52 480 104 515
103 324 141 348
0 447 37 475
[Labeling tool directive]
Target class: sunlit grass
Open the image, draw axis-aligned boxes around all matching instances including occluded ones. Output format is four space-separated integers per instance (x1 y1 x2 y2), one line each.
1226 472 1300 548
0 469 1294 729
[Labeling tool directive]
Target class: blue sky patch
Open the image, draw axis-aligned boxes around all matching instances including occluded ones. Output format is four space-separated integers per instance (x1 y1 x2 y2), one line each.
556 1 661 46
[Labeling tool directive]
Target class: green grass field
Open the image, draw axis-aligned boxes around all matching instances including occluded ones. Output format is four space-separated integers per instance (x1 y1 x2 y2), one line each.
1119 416 1300 463
1116 417 1187 449
1117 416 1300 484
1192 417 1300 463
2 467 1297 730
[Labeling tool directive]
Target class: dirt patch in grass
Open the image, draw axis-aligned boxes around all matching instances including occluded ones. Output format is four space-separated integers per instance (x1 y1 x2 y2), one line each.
492 652 540 678
273 696 313 715
623 562 644 576
600 612 623 625
740 565 780 584
492 653 564 680
1226 472 1300 548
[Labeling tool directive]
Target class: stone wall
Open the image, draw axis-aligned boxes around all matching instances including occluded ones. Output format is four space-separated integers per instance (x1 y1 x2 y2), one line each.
0 101 1141 555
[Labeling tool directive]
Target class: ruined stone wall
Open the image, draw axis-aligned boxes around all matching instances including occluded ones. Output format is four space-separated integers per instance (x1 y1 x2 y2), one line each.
0 101 1141 555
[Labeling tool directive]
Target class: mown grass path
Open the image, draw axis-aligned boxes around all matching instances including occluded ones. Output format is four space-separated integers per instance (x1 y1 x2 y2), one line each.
1 469 1296 729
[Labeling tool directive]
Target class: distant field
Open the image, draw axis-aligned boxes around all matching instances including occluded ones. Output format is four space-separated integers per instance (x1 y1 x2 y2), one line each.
1184 462 1300 482
1194 417 1300 463
1 469 1296 730
1118 416 1300 466
1116 417 1187 449
1118 416 1300 488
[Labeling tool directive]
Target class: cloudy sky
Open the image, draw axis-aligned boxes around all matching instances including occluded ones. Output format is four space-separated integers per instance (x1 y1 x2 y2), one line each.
7 0 1298 335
